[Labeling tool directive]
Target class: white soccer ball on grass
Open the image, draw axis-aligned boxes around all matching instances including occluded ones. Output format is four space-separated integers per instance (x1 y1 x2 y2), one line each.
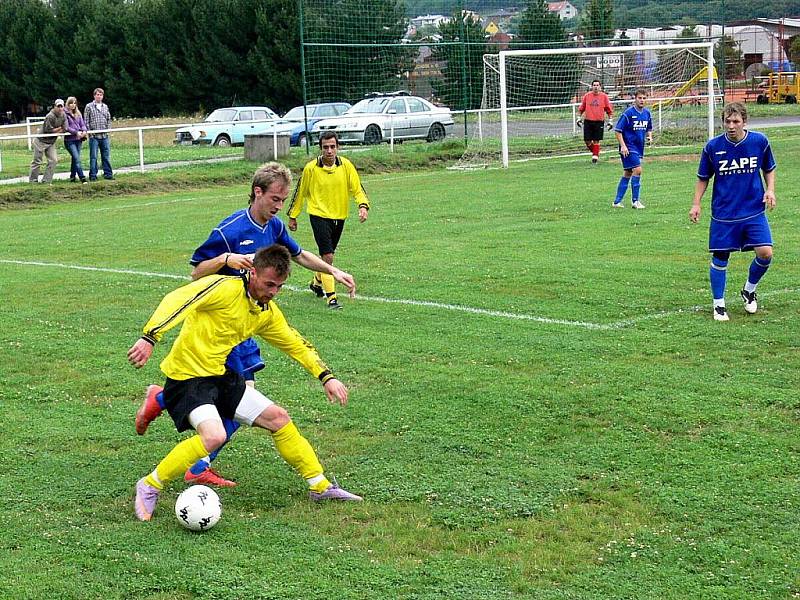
174 485 222 531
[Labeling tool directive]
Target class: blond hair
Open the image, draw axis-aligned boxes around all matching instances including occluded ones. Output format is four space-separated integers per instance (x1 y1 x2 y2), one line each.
250 162 292 204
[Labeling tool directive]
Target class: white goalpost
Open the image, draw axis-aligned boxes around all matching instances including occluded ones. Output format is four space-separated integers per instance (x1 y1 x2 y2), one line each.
460 41 718 169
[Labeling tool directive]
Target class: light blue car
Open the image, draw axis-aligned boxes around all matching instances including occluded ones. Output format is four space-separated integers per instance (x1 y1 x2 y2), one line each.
261 103 351 147
174 106 279 146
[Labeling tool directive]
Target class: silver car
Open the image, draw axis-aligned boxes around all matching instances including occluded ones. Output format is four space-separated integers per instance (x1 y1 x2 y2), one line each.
311 93 454 144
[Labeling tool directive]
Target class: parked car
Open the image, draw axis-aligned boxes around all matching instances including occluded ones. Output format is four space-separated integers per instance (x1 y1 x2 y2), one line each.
262 102 351 146
174 106 279 146
311 92 453 145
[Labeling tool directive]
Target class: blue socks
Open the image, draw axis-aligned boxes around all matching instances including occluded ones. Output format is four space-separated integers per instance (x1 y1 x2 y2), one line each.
630 176 641 201
710 255 728 301
614 177 630 204
747 256 771 287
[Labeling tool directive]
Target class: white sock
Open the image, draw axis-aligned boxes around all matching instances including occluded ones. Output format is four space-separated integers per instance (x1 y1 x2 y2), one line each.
713 298 725 308
744 281 757 293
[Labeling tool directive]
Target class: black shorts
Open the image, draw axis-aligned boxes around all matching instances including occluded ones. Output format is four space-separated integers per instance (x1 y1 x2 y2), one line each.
583 120 605 142
309 214 345 255
163 371 246 432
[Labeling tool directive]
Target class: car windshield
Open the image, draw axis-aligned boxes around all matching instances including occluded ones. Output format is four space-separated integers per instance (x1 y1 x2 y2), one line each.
205 109 237 122
348 98 390 114
283 107 307 120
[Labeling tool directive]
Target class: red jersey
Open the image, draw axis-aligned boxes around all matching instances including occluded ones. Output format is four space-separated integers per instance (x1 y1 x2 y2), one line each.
579 91 613 121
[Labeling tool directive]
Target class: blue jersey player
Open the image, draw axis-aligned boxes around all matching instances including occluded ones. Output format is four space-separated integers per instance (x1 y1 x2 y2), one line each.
613 89 653 209
690 102 777 322
135 162 357 486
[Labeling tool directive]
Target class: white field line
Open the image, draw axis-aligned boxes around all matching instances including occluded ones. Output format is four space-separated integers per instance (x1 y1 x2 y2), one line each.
2 259 795 330
1 259 605 329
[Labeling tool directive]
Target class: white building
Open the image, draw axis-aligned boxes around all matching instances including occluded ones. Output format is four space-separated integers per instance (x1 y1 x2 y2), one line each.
547 1 578 20
614 25 790 71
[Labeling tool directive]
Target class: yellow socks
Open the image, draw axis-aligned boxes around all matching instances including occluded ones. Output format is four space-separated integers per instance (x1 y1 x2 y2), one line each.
271 421 329 492
145 435 210 490
319 272 336 297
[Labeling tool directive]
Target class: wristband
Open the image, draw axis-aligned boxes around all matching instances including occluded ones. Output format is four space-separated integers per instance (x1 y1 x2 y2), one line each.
224 253 230 267
318 370 335 385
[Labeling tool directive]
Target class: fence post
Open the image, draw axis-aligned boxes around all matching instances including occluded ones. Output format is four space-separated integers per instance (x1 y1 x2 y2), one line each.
26 119 32 151
138 128 145 172
477 110 482 141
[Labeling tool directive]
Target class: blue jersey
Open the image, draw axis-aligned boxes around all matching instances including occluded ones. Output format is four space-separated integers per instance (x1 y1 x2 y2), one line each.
697 130 777 222
190 208 302 275
615 106 652 156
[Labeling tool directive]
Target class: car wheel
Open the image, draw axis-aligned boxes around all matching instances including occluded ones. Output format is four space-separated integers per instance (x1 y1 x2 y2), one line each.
426 123 446 142
297 133 306 147
364 124 382 145
786 94 797 104
214 134 232 147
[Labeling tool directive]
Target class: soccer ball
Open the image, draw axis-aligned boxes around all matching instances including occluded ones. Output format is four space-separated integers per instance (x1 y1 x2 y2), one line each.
174 485 222 531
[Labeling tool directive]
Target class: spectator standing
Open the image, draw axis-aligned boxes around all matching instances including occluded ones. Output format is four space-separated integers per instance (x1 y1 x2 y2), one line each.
63 96 88 183
84 87 114 180
29 98 67 184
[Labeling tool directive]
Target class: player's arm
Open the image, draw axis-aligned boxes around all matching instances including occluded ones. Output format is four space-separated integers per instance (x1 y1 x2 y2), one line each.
345 162 370 222
690 179 709 223
763 169 776 209
191 252 253 279
286 167 309 230
256 306 349 405
292 250 356 297
615 130 628 156
605 96 614 129
127 277 229 367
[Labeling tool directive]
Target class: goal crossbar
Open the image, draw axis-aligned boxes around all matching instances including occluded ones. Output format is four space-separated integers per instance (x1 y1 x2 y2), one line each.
498 42 716 167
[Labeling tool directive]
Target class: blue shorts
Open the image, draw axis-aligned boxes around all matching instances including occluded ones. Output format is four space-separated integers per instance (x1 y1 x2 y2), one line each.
709 212 772 252
620 150 642 170
225 338 265 381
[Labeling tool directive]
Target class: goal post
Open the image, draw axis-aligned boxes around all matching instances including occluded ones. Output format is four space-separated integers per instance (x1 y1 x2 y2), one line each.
462 41 718 169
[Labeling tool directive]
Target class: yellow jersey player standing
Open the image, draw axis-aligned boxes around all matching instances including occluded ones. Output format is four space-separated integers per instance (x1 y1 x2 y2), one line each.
287 131 369 310
128 244 361 522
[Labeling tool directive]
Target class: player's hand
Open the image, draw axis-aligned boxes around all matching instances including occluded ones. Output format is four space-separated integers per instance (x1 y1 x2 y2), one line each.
575 118 583 128
763 190 776 210
689 204 701 223
128 338 154 368
620 144 630 157
332 267 356 298
288 217 297 231
606 122 614 131
226 253 253 271
358 206 368 223
323 378 349 406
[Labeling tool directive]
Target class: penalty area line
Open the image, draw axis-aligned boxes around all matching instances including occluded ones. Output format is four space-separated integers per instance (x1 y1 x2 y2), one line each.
0 259 610 330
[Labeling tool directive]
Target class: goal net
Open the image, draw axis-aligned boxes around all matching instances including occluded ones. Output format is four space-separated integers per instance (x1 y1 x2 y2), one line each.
457 42 719 169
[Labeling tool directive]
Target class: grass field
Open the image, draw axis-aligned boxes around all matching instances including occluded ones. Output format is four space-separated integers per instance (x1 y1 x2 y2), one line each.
2 130 800 599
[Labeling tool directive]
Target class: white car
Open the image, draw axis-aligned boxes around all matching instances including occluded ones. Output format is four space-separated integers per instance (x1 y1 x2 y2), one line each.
311 93 454 144
174 106 279 146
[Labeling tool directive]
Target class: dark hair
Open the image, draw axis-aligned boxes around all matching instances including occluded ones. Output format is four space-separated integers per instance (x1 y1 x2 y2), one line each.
591 79 602 86
318 131 339 147
250 162 291 204
253 244 291 278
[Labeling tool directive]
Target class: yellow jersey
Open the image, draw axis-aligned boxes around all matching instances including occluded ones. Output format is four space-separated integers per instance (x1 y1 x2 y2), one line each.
141 275 332 382
288 155 369 221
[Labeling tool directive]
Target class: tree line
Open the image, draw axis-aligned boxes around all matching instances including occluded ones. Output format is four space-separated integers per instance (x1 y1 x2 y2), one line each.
0 0 302 119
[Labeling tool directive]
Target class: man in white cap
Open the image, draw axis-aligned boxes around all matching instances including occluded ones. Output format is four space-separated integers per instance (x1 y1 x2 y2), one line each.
29 98 67 184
